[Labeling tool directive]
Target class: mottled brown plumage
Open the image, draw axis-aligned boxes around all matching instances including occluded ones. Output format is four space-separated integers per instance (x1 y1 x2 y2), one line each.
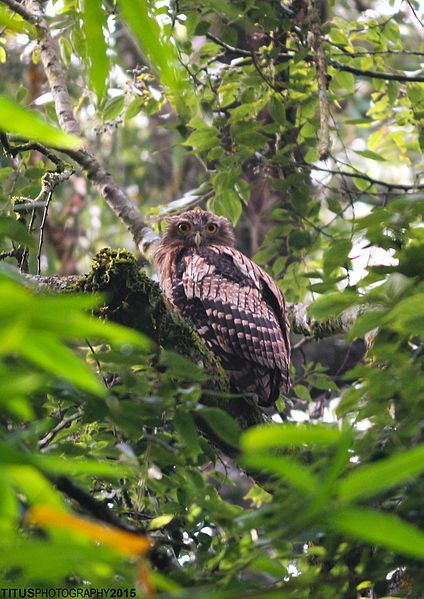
154 210 290 406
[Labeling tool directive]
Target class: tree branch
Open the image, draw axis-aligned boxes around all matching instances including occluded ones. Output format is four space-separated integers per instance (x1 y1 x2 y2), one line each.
54 476 140 532
1 135 66 167
25 0 80 136
286 302 361 338
329 58 424 83
302 163 424 190
26 253 360 339
307 0 330 160
53 476 186 568
38 412 82 450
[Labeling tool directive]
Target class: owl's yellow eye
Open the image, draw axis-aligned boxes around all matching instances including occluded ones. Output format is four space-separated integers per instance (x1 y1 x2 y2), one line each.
178 222 191 234
206 223 218 234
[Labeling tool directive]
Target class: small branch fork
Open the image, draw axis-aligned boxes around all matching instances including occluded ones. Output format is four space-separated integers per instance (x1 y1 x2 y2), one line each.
1 133 75 270
24 169 74 272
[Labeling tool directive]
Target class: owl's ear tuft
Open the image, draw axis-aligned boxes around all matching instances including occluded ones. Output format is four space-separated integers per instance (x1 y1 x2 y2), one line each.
164 215 179 225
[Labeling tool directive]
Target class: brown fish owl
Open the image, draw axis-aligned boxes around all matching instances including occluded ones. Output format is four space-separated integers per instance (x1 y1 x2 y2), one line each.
154 210 290 406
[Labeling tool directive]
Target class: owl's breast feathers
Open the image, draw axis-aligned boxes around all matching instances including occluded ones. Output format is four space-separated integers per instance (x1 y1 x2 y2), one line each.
156 244 290 406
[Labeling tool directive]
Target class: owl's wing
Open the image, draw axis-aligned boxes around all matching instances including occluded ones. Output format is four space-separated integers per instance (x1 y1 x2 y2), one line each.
177 246 290 382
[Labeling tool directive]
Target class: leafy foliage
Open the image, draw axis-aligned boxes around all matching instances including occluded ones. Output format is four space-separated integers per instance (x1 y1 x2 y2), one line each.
0 0 424 597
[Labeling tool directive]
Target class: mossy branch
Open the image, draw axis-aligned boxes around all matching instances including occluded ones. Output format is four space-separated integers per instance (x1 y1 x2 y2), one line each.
30 251 360 341
27 249 268 441
24 248 364 447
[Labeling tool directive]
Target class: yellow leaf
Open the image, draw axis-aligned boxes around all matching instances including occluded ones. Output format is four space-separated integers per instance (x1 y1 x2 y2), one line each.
136 559 156 597
28 505 152 556
148 514 174 530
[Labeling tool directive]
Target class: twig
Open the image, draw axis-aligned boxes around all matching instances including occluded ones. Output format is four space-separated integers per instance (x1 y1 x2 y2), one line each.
330 49 424 58
206 32 253 57
13 200 50 211
38 411 82 449
301 163 424 190
404 0 424 27
36 189 52 275
206 32 293 61
2 138 65 167
19 207 36 272
86 338 110 388
329 58 424 83
54 476 183 559
250 51 282 94
15 167 74 272
64 148 160 256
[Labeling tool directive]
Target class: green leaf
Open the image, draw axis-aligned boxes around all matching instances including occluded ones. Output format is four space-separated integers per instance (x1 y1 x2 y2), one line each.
307 373 338 391
308 291 357 320
212 190 242 226
293 384 311 402
0 166 14 182
0 443 133 478
242 423 342 451
197 407 240 448
268 96 287 126
354 149 386 161
148 514 174 530
184 125 220 152
174 411 201 454
5 465 64 507
329 507 424 560
398 244 424 277
353 177 372 192
119 0 189 103
348 309 386 339
20 331 105 396
79 0 109 101
332 70 355 92
0 96 81 150
0 216 36 247
125 97 144 121
0 6 37 36
160 351 207 382
338 444 424 503
102 95 125 122
323 240 352 276
243 454 318 494
388 293 424 335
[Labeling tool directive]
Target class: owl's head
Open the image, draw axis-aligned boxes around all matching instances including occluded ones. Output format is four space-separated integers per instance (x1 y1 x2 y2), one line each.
162 210 236 249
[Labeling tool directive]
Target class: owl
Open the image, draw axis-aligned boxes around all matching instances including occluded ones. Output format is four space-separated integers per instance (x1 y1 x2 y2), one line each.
154 210 290 406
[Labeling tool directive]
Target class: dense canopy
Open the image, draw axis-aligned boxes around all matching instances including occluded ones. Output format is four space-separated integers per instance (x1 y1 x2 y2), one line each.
0 0 423 597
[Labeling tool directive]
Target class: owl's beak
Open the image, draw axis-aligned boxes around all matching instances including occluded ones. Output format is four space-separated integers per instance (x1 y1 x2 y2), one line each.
194 231 202 247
